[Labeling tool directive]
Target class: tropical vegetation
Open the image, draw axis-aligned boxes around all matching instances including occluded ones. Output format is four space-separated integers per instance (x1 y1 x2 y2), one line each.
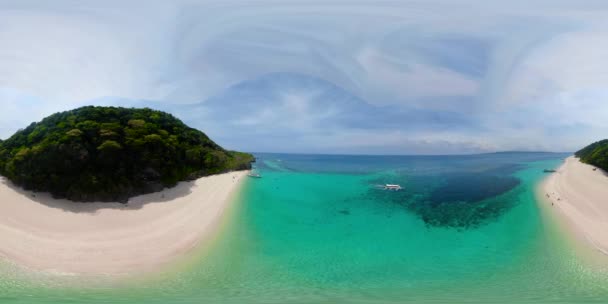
575 139 608 171
0 106 253 202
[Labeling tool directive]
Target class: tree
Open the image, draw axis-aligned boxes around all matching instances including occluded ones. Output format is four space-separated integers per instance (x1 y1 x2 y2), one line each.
0 106 254 202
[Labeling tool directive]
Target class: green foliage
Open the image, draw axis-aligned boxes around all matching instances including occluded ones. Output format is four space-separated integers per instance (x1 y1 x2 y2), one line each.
0 106 254 202
575 139 608 171
66 129 83 137
97 140 123 151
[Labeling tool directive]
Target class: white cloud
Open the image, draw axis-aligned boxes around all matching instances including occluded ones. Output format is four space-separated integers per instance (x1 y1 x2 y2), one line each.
2 1 608 153
356 47 479 100
231 90 336 131
504 30 608 105
0 2 178 102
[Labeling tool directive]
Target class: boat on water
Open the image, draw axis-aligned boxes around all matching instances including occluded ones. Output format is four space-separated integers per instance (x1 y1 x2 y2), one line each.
383 184 402 191
543 169 557 173
248 172 262 178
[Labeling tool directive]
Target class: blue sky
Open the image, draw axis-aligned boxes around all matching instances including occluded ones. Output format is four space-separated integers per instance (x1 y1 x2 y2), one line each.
1 1 608 154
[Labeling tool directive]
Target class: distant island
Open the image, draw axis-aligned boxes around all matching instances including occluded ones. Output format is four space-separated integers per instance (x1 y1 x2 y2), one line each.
574 139 608 170
0 106 253 202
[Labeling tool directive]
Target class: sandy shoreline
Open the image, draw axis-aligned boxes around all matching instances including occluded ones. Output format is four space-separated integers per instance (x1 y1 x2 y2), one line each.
541 156 608 256
0 171 248 276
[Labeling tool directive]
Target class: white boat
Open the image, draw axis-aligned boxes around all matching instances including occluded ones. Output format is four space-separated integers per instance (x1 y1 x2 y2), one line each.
383 184 402 191
248 172 262 178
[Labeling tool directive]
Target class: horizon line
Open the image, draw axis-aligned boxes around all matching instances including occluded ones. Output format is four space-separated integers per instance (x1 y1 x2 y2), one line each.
242 150 574 157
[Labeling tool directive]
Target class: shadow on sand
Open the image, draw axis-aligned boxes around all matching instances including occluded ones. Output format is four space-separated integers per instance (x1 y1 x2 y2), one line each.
0 177 197 214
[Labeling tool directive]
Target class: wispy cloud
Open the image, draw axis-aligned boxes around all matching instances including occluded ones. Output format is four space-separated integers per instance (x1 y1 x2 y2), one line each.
355 47 480 100
1 1 607 153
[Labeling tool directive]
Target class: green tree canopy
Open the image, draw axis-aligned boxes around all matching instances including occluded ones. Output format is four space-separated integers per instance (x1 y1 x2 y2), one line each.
575 139 608 171
0 106 253 202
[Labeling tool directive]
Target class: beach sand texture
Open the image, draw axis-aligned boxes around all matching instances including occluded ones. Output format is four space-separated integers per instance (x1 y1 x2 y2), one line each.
542 156 608 255
0 171 247 275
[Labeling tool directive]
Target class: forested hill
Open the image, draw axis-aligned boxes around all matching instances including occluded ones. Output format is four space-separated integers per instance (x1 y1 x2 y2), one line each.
0 106 253 202
575 139 608 171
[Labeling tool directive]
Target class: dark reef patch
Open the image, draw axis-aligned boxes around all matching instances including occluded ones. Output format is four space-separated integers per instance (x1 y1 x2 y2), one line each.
253 152 565 229
370 171 522 229
410 192 520 229
428 174 520 205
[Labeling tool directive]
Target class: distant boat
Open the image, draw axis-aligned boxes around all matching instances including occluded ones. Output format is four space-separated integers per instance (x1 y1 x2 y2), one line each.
248 172 262 178
543 169 557 173
383 184 402 191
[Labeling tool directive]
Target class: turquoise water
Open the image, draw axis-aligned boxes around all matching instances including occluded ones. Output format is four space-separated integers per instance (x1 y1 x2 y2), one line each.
3 152 608 303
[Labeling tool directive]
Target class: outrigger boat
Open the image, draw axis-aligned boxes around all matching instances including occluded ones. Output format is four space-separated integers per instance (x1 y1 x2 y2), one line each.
383 184 402 191
248 171 262 178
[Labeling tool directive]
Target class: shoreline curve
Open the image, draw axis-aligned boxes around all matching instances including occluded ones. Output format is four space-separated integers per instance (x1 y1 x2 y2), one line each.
0 170 248 276
540 156 608 258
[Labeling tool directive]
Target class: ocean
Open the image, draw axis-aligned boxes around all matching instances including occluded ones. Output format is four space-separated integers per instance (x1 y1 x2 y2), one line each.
3 152 608 303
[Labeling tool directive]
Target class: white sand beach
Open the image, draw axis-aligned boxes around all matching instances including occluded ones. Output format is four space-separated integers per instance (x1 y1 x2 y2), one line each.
0 171 248 275
541 156 608 255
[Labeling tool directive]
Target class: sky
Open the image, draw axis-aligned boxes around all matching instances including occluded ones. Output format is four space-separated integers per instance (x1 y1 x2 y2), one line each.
1 0 608 154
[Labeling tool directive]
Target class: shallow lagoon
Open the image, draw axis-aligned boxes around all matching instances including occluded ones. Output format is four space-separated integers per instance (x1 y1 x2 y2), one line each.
4 152 608 304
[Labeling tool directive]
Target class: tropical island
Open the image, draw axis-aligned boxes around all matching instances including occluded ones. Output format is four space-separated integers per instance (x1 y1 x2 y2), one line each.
0 106 253 202
0 106 253 275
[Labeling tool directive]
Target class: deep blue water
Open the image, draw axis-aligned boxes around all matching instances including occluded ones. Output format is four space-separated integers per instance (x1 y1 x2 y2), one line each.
253 152 569 228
